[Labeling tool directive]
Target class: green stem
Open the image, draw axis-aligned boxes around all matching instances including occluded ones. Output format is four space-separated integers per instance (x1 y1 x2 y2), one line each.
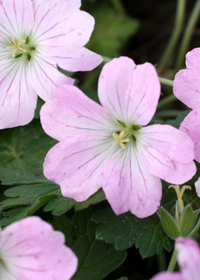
159 77 174 87
175 0 200 71
157 95 177 109
155 110 183 118
167 249 178 272
157 0 187 73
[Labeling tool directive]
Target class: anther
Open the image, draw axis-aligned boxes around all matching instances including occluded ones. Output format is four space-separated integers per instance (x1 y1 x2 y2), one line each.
7 37 26 57
112 131 130 149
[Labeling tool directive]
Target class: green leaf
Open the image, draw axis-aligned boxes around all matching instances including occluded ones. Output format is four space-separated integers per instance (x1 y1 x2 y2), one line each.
44 189 106 215
180 204 194 236
75 189 106 211
87 3 139 57
92 208 173 258
159 207 181 240
44 196 76 215
0 119 57 175
174 111 190 128
0 183 60 226
53 207 127 280
0 159 48 185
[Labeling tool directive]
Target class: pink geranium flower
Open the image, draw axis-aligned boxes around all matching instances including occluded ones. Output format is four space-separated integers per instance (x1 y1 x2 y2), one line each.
173 48 200 163
40 57 196 218
173 48 200 196
0 0 102 129
151 237 200 280
0 216 78 280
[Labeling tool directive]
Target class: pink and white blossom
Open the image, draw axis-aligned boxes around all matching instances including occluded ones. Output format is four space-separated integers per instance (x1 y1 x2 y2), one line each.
40 56 196 218
173 48 200 195
0 0 102 129
151 237 200 280
0 216 78 280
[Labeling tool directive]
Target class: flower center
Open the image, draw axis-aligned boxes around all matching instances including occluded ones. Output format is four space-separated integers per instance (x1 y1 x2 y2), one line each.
112 131 130 149
7 37 26 57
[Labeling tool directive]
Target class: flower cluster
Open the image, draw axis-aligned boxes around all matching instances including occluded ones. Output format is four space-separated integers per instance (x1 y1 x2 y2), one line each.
1 0 200 278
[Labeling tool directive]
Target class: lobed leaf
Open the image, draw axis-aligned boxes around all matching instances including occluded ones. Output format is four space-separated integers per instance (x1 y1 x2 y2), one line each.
53 206 127 280
0 183 59 226
91 208 173 258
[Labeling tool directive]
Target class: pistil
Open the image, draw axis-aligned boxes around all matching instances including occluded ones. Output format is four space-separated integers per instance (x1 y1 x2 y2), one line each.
7 37 26 57
112 131 130 149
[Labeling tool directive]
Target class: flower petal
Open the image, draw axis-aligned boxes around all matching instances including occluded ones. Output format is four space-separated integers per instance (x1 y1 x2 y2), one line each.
53 47 103 72
28 57 73 101
0 0 34 38
98 57 160 125
40 84 116 141
102 143 162 218
32 0 95 56
195 177 200 197
43 132 115 201
173 49 200 109
137 125 196 184
150 272 183 280
176 237 200 280
180 109 200 163
1 216 78 280
0 59 37 128
185 47 200 69
139 124 195 163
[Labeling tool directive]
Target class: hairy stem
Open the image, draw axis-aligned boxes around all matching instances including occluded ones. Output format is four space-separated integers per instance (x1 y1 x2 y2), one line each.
167 249 178 272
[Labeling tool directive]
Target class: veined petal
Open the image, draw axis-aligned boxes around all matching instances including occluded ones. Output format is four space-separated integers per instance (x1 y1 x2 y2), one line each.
43 132 115 201
150 272 183 280
0 216 78 280
0 59 37 128
40 84 116 141
28 56 73 101
0 0 34 39
98 57 160 125
180 109 200 163
102 143 162 218
138 124 195 163
173 49 200 109
53 47 103 72
176 237 200 280
32 0 94 56
137 126 196 184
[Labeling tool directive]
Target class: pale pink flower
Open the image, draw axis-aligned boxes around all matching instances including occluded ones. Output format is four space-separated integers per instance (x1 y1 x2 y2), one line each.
151 237 200 280
173 48 200 163
40 57 196 218
0 0 102 129
173 48 200 195
0 216 78 280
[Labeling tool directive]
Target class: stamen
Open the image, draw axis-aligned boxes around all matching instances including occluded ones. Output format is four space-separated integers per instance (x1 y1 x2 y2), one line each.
7 37 26 57
169 184 192 216
112 131 130 149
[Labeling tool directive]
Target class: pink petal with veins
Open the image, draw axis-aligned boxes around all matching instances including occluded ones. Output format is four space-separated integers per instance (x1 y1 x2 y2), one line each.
0 216 78 280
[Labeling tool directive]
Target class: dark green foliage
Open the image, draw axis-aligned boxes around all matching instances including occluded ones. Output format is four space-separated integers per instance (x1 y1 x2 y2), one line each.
92 208 173 258
53 207 127 280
